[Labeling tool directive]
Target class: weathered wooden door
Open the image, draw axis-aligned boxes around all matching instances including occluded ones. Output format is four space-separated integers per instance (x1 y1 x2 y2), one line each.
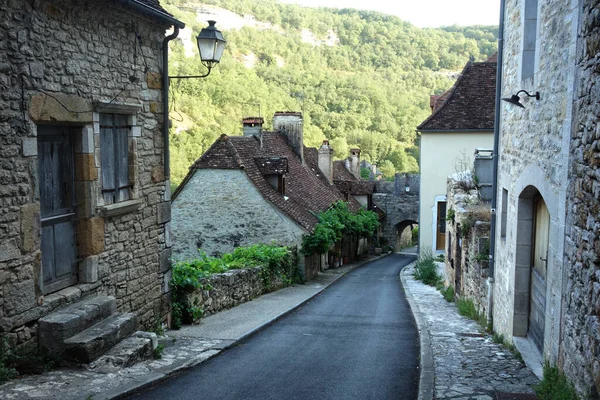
38 126 77 294
529 196 549 353
436 201 447 250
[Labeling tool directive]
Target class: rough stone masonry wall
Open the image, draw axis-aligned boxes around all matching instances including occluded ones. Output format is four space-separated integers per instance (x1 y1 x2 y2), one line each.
183 266 287 320
373 174 419 250
445 176 491 318
0 0 171 347
172 169 306 260
561 0 600 396
493 0 578 362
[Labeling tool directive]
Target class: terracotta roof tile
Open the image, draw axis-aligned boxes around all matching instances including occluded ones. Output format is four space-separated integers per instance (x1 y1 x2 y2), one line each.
418 61 497 132
333 160 357 181
255 157 288 175
179 132 361 231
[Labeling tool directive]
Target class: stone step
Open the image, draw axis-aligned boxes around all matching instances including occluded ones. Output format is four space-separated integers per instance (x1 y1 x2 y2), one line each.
63 312 137 363
38 296 117 353
88 331 157 372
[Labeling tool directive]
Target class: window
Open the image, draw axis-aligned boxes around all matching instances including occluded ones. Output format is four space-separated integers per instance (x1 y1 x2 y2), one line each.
521 0 538 80
100 113 131 204
501 188 508 238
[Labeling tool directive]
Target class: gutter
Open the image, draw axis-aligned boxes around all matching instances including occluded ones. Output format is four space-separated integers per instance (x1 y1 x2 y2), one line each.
162 27 180 179
487 0 506 327
418 129 495 134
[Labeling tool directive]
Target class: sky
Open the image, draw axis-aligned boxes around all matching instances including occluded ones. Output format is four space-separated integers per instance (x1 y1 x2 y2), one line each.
279 0 500 28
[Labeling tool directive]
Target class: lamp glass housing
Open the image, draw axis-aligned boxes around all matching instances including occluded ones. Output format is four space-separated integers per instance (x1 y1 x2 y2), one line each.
196 21 226 68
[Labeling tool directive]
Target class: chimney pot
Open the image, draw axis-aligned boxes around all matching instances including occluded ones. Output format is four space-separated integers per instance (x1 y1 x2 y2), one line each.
242 117 264 137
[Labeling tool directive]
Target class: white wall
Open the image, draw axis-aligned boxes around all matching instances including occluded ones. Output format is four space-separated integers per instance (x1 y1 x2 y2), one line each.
419 131 494 252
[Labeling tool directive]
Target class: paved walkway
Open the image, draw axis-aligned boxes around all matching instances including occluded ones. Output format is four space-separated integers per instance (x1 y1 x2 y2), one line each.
401 264 540 400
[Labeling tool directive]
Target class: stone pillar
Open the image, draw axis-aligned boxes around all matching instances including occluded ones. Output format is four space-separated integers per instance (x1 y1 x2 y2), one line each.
349 148 361 179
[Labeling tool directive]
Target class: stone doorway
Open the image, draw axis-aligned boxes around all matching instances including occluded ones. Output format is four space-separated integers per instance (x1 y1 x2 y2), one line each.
512 186 548 355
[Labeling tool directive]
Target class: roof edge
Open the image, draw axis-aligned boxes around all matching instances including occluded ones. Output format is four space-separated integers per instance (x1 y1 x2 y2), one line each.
120 0 185 28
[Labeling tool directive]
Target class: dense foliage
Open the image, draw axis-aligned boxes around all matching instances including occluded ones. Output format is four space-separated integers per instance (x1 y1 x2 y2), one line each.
162 0 497 187
301 201 379 255
171 244 296 328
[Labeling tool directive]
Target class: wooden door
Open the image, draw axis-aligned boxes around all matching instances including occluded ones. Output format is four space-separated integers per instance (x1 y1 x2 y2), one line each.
436 201 447 250
529 196 549 352
38 126 77 294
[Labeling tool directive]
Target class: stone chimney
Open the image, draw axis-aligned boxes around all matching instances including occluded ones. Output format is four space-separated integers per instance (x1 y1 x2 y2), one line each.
318 140 334 184
349 148 361 179
242 117 264 137
273 112 303 163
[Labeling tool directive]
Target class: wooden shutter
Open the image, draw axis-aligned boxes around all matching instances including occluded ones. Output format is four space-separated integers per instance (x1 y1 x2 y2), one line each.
100 113 130 204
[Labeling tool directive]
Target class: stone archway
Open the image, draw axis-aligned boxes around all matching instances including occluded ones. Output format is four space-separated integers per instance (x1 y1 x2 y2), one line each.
513 185 549 355
396 220 418 250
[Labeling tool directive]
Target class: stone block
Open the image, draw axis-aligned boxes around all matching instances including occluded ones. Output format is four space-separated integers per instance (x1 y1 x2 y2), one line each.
146 71 162 89
151 165 164 183
80 126 94 154
0 238 20 262
77 217 105 257
150 102 161 113
75 181 97 219
79 255 98 283
162 269 171 293
20 203 40 253
75 153 98 181
130 126 141 137
165 221 172 248
157 202 171 224
21 137 37 157
159 248 171 273
29 93 93 124
4 280 35 316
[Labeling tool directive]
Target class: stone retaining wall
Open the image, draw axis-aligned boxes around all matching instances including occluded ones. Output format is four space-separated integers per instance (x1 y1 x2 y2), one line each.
183 267 287 320
445 176 491 318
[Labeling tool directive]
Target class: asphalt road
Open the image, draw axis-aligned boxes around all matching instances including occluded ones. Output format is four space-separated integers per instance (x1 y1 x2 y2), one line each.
129 254 419 400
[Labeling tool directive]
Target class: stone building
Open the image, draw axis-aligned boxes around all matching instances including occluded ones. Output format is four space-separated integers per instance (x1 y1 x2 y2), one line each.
171 113 372 280
559 0 600 396
491 0 600 395
0 0 181 352
417 58 496 254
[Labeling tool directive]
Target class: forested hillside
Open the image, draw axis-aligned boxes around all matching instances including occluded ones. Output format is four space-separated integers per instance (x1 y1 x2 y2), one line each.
162 0 498 186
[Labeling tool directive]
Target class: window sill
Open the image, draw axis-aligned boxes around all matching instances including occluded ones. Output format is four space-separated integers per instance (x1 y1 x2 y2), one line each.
97 199 143 218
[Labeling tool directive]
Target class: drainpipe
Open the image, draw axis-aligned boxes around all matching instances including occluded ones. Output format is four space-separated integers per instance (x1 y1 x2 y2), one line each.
163 26 180 180
488 0 506 328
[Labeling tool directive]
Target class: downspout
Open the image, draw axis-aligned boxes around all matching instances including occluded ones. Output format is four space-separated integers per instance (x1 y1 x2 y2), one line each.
163 26 180 180
488 0 506 328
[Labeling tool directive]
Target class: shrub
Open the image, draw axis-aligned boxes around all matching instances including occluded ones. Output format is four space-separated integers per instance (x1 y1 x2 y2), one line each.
535 363 578 400
413 248 441 286
0 337 17 384
170 244 296 328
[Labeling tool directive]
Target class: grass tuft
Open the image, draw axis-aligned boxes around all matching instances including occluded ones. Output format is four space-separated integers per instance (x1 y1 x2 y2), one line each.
535 363 578 400
413 248 442 286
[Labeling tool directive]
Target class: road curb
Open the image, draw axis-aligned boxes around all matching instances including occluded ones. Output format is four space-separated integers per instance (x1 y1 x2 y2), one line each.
110 253 392 399
400 262 435 400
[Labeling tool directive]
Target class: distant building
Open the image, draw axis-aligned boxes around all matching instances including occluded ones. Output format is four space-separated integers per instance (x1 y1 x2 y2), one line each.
171 113 373 280
417 58 496 253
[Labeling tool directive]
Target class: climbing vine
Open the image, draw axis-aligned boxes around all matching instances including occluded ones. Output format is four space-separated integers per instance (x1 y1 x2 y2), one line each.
301 201 379 255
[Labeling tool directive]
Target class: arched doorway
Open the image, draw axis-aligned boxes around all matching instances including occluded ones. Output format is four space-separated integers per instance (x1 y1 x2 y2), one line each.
513 186 549 354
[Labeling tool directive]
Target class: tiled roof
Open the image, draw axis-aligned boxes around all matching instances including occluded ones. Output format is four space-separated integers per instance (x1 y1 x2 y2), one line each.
333 160 357 181
178 132 359 231
334 180 376 196
255 157 288 175
418 61 497 132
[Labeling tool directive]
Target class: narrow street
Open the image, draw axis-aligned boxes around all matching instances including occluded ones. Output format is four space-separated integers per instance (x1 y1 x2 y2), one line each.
128 254 419 400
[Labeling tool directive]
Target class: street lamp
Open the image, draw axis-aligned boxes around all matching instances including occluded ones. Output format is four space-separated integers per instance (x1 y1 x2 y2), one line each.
169 21 226 79
501 90 540 109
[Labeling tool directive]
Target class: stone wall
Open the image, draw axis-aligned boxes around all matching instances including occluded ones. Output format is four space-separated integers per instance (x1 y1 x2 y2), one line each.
0 0 171 347
373 174 419 250
171 169 306 260
561 0 600 396
493 0 579 363
445 176 491 318
182 266 287 320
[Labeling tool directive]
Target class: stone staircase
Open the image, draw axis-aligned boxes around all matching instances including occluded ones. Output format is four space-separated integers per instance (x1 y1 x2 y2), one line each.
38 295 152 364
